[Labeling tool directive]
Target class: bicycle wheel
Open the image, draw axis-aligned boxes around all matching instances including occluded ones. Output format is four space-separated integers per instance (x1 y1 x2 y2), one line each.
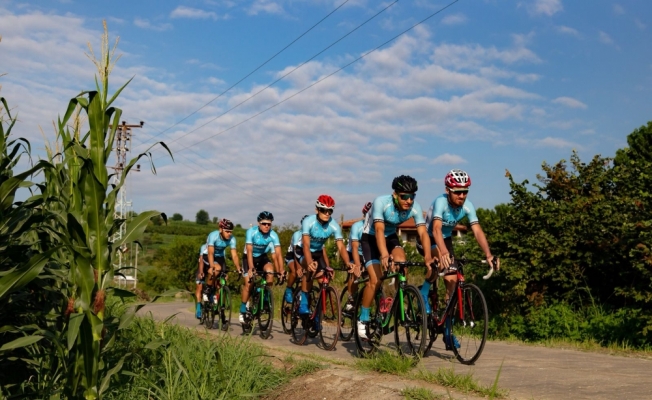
319 286 341 351
339 286 355 341
353 288 381 357
449 283 488 365
204 300 214 329
419 284 440 355
290 287 309 345
257 286 274 339
217 286 232 332
394 284 427 357
307 286 320 338
280 285 295 334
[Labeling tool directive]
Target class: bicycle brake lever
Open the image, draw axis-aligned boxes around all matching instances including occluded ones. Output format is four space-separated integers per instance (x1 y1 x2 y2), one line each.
482 258 497 280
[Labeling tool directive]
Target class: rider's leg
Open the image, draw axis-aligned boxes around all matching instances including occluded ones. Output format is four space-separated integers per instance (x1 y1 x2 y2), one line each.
298 258 312 314
284 259 296 303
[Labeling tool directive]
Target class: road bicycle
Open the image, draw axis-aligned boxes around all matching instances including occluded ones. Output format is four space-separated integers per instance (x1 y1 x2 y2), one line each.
241 271 280 339
290 267 341 350
353 260 427 357
421 256 497 365
199 270 231 331
339 267 369 341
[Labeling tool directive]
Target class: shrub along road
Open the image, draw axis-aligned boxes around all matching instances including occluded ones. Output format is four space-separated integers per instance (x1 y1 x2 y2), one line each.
139 301 652 400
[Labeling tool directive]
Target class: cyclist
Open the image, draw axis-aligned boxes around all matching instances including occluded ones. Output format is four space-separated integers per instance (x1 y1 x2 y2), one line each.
418 169 500 350
343 202 372 311
296 195 354 315
239 211 282 324
283 215 309 305
357 175 434 339
194 243 209 319
206 218 241 277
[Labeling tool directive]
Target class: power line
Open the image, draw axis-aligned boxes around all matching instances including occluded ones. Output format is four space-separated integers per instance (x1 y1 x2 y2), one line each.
133 0 351 150
166 0 462 155
155 0 399 149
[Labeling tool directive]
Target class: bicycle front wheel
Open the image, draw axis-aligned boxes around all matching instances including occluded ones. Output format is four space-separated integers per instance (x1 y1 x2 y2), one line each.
217 286 232 332
394 284 427 357
449 283 488 365
319 286 341 351
290 287 309 345
280 286 294 334
204 301 214 329
257 286 274 339
339 286 354 341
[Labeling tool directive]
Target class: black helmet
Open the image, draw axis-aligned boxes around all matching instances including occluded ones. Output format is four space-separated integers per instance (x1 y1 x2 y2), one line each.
257 211 274 222
391 175 418 193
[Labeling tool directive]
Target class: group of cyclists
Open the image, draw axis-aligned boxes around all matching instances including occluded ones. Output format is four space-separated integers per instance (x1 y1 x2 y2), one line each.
194 169 500 351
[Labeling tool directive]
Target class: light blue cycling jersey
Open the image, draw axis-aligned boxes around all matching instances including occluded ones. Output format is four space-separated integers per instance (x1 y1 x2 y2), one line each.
301 214 344 253
199 243 208 255
206 230 236 257
287 230 302 253
363 194 426 236
245 226 281 257
425 194 478 239
346 219 364 255
244 241 276 254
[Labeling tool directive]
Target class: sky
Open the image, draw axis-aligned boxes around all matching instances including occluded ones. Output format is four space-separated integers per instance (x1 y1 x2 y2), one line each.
1 0 651 226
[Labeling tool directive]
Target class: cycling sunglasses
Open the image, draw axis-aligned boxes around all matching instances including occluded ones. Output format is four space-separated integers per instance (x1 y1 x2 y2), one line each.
317 207 334 215
398 193 416 201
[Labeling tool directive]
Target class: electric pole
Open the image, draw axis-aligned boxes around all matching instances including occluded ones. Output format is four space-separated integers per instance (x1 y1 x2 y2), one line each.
110 120 143 288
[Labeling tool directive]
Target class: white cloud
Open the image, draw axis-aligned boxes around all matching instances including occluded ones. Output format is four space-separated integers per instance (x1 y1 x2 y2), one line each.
134 18 172 31
247 0 284 15
430 153 467 165
556 25 580 37
552 96 587 109
613 4 625 15
207 77 225 85
170 6 220 20
529 0 563 16
598 31 615 46
634 19 646 30
537 137 581 149
441 13 467 26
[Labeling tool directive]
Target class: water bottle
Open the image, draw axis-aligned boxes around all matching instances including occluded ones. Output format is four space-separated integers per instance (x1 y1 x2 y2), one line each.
202 293 208 302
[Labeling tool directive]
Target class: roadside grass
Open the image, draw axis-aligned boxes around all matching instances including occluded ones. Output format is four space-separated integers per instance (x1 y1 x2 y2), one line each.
497 336 652 359
105 317 287 399
354 350 507 398
282 354 327 377
401 386 449 400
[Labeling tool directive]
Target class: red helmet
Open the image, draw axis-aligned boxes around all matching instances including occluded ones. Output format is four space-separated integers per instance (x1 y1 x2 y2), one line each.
444 169 471 189
219 218 234 230
362 202 372 215
315 194 335 209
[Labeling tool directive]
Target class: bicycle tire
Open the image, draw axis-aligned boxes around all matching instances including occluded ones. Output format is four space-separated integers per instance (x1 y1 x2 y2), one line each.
280 285 295 335
353 288 381 357
217 286 231 332
204 300 214 329
393 284 427 357
449 283 488 365
306 287 320 338
290 287 309 345
339 286 355 341
257 286 274 339
319 286 341 351
419 284 440 355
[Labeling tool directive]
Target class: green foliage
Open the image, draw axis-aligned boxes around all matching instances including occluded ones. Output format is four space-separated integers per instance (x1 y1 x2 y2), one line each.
170 213 183 221
146 220 218 236
196 209 210 225
147 237 205 292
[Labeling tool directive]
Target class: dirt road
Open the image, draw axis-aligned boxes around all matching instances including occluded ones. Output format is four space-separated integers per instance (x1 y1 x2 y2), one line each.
139 301 652 399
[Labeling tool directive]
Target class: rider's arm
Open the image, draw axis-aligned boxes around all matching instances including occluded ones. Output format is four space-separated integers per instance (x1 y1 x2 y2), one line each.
416 225 433 271
351 240 362 271
470 224 498 269
374 221 390 267
275 246 283 274
336 240 351 265
230 248 241 273
208 245 215 273
246 243 254 274
302 234 314 267
432 219 450 269
197 255 203 277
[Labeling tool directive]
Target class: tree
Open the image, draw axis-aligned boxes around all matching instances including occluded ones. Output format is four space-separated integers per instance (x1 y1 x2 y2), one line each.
212 216 218 224
171 213 183 221
196 209 209 225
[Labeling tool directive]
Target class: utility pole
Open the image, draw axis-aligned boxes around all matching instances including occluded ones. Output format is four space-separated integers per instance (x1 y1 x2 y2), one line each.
110 120 143 288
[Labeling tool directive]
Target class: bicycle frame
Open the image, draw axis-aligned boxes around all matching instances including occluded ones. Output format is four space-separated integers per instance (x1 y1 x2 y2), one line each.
308 272 335 324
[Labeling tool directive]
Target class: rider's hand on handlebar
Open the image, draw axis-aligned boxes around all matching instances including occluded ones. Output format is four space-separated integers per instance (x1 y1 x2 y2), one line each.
439 252 452 271
308 261 318 273
380 254 390 270
487 255 500 271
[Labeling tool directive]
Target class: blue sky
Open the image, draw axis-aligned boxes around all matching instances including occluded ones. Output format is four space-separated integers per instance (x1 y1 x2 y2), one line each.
1 0 651 226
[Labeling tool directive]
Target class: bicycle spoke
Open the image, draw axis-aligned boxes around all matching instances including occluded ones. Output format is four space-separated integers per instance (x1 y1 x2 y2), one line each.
319 286 340 351
450 283 488 365
394 285 426 357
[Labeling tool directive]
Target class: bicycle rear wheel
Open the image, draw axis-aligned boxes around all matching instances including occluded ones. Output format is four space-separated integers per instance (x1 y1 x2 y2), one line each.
353 288 381 357
203 300 214 329
290 287 309 345
217 286 232 332
319 286 341 351
449 283 488 365
339 286 354 341
280 285 294 334
394 284 427 357
257 286 274 339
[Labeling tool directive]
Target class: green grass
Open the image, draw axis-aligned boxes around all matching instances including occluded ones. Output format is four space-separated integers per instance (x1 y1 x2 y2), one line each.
282 355 327 377
401 386 448 400
354 350 418 375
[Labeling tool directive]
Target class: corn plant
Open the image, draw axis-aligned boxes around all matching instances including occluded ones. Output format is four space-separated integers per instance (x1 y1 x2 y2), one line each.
0 23 171 399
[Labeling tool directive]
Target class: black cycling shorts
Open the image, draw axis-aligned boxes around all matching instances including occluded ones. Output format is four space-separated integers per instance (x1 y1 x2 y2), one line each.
295 245 329 273
243 254 271 276
416 236 454 258
361 233 402 268
347 251 366 267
